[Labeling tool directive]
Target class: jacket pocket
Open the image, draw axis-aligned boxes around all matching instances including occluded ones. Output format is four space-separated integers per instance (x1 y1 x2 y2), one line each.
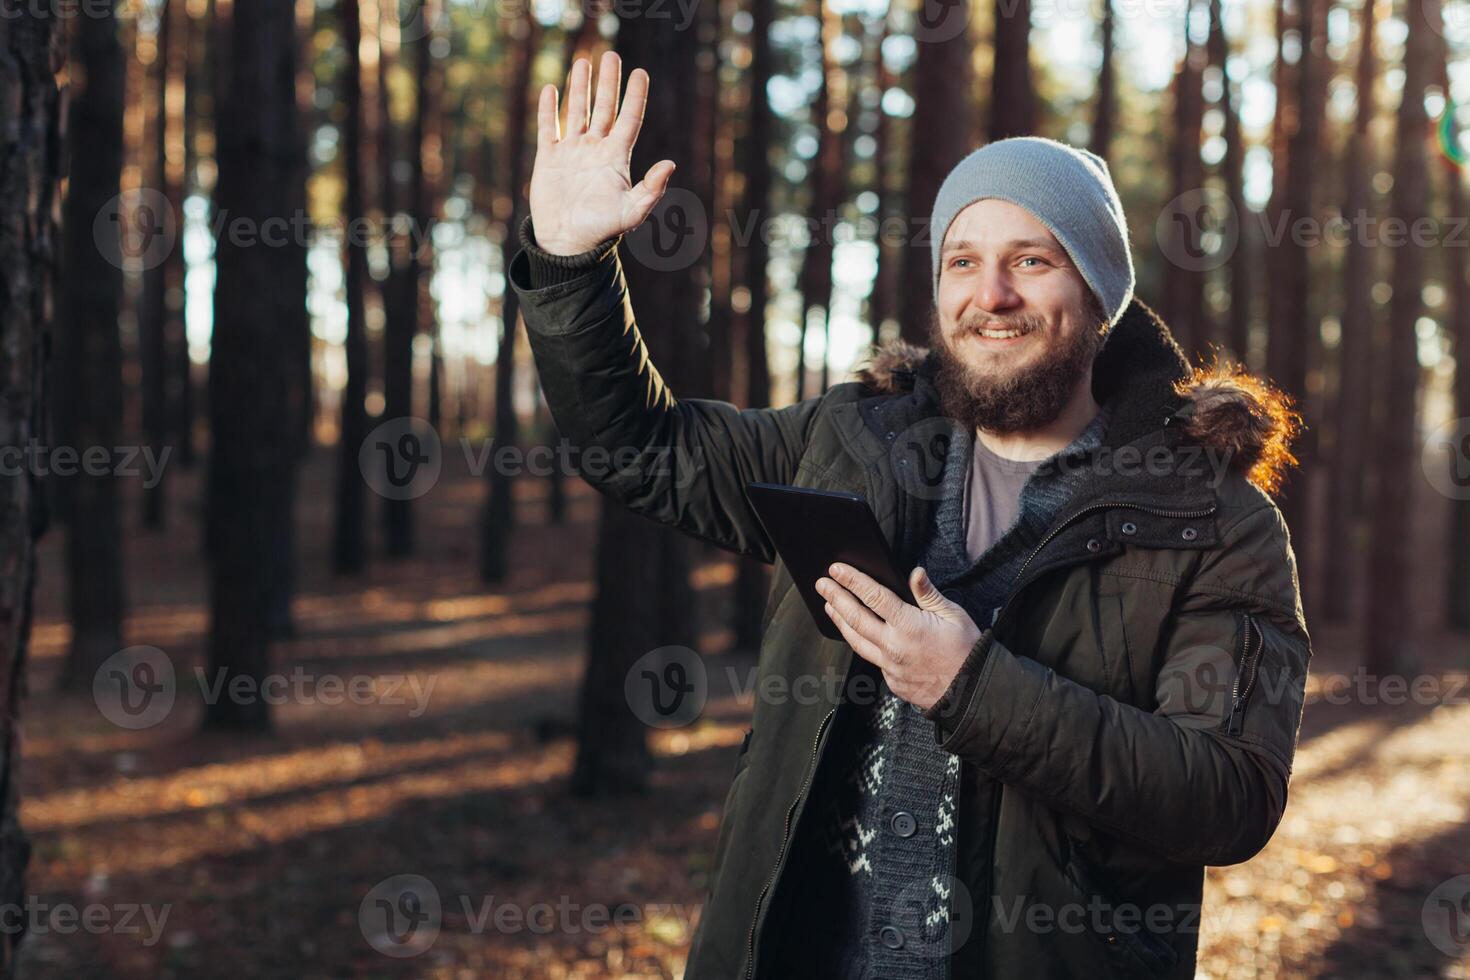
1061 840 1180 980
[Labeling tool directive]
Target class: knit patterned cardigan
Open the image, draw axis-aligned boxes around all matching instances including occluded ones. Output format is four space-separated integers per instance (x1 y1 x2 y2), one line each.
770 408 1108 979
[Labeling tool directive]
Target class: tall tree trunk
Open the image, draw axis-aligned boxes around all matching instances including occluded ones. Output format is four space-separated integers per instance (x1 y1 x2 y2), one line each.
795 0 843 401
573 11 703 796
139 0 179 529
413 5 443 436
1164 1 1207 359
480 9 537 583
1365 0 1432 672
0 6 63 967
55 0 127 691
205 0 306 730
864 14 897 338
175 0 205 469
899 0 974 343
699 0 730 400
1267 0 1328 603
1207 0 1251 363
380 0 417 557
267 0 314 639
732 0 778 652
335 0 371 574
989 0 1034 140
1323 0 1379 622
1091 0 1115 162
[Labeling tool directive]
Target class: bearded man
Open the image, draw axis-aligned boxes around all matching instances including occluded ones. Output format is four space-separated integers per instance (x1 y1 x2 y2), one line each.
509 52 1310 980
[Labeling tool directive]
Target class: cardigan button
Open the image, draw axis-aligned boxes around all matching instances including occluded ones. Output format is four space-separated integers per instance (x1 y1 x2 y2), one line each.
879 925 905 949
890 811 917 838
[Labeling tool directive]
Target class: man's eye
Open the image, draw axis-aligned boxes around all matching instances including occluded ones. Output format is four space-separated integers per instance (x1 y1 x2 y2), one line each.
950 257 972 268
1019 256 1044 268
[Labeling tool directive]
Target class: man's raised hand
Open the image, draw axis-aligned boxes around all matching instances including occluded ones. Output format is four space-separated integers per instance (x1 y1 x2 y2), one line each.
528 52 675 256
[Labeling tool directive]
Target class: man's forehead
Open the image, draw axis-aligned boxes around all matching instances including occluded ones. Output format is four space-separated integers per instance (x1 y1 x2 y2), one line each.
941 200 1064 253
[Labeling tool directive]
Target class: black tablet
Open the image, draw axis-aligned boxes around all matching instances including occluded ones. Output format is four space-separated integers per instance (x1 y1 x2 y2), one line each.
745 482 916 641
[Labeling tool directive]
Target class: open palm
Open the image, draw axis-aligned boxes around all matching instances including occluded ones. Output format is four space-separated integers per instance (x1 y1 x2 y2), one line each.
528 52 675 256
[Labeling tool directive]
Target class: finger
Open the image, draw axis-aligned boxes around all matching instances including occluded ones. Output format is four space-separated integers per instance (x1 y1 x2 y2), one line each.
625 159 674 224
825 602 889 670
565 57 591 135
830 563 904 623
911 566 948 610
536 83 560 146
588 50 621 136
609 66 650 156
819 576 888 647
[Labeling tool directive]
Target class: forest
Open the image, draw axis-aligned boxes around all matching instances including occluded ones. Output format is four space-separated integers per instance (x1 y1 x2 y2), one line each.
0 0 1467 975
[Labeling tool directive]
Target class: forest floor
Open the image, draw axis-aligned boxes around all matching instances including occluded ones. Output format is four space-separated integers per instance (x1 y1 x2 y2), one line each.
16 446 1470 978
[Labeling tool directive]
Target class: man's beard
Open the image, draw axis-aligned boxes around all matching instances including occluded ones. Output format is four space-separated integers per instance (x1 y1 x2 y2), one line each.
928 302 1105 434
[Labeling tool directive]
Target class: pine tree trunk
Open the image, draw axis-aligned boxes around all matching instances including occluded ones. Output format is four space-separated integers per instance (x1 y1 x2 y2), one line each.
1164 3 1207 359
1365 0 1432 673
733 0 778 652
380 0 418 558
1323 0 1379 623
1208 0 1251 363
795 0 843 401
1267 0 1328 605
573 11 704 795
989 0 1034 140
1091 0 1115 162
205 0 307 730
139 0 176 529
865 15 897 338
55 0 127 692
335 0 371 574
480 10 537 583
899 0 974 343
0 11 63 967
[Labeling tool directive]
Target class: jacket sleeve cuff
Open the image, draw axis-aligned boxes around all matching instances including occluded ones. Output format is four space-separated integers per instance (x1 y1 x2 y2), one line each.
518 214 619 288
923 629 994 728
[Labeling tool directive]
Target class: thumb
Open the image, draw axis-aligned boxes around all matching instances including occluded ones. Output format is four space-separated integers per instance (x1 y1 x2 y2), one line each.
626 160 675 227
911 566 948 610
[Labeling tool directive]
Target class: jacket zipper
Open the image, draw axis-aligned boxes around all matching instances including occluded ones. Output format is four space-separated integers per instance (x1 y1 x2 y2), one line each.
745 706 836 980
1225 612 1263 736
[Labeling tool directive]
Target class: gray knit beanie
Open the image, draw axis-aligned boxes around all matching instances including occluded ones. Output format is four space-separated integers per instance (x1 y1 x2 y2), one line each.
929 136 1135 329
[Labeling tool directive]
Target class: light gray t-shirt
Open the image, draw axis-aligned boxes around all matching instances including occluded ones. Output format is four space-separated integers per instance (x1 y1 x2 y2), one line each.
962 435 1048 564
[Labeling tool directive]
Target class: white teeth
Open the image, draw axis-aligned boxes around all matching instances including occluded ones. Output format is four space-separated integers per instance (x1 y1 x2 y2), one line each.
976 327 1026 339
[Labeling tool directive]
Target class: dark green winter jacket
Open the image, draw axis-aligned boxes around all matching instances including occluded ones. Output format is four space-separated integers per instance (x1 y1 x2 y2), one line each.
509 215 1312 980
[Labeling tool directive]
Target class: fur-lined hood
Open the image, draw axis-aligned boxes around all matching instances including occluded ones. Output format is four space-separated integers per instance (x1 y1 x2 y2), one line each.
852 301 1300 495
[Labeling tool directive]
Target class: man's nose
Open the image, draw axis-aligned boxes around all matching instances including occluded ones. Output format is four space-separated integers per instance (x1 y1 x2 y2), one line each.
971 266 1021 313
